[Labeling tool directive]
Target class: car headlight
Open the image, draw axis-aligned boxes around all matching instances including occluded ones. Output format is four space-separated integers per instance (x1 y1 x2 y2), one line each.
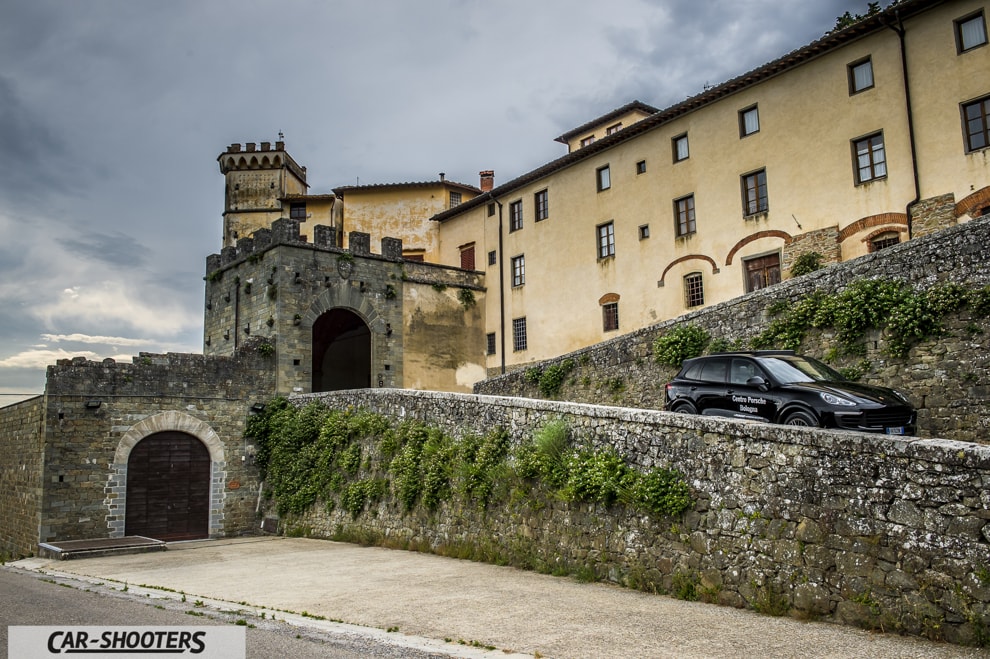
820 392 856 406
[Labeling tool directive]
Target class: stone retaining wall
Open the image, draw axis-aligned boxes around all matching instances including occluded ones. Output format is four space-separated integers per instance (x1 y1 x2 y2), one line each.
0 397 44 558
476 216 990 443
285 389 990 645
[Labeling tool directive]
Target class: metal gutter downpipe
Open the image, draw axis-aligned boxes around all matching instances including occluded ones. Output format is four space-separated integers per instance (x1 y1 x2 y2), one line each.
886 9 921 238
490 193 507 374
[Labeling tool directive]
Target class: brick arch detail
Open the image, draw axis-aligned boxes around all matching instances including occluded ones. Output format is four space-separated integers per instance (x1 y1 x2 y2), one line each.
862 227 908 244
956 186 990 218
659 255 720 286
837 213 908 243
307 284 386 334
724 230 793 266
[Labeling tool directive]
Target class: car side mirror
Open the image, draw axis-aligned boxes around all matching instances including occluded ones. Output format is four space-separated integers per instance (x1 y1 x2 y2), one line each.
746 376 769 392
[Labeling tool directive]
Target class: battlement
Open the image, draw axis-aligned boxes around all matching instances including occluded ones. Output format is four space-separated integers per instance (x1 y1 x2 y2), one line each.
206 219 405 275
218 141 307 181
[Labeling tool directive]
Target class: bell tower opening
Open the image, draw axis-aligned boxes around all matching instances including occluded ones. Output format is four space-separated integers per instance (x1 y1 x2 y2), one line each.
312 308 371 392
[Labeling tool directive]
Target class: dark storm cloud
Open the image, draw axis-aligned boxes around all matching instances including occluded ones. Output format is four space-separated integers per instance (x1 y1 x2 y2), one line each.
0 76 68 205
58 232 148 269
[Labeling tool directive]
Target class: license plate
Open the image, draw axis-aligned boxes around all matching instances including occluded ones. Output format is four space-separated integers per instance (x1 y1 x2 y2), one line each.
885 426 905 435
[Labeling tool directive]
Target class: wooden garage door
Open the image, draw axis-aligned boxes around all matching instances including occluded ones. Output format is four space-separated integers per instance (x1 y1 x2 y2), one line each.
125 432 210 541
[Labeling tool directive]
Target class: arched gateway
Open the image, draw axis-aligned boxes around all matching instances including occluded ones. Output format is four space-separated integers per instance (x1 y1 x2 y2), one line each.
312 308 372 391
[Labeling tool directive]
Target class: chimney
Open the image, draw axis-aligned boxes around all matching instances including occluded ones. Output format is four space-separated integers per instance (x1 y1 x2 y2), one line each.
479 170 494 192
439 172 446 182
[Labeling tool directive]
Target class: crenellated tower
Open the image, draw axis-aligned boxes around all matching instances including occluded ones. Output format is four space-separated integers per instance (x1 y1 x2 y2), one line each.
217 141 309 248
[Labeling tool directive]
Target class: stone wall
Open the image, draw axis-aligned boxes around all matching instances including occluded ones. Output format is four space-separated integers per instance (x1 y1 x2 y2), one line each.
283 389 990 645
476 216 990 443
0 397 45 558
7 349 277 554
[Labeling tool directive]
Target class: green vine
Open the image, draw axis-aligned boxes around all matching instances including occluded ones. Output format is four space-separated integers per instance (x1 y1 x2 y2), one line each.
524 359 575 398
789 251 824 277
246 404 694 520
457 288 476 310
652 325 711 367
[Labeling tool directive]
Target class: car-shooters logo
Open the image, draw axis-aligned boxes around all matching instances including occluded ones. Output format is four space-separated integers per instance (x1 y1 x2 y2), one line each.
8 626 245 659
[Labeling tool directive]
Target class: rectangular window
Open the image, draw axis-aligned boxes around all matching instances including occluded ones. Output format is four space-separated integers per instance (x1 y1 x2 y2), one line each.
956 11 988 52
744 253 781 293
853 132 887 183
684 273 705 308
459 243 475 270
602 303 619 332
963 95 990 152
486 333 497 355
639 224 650 240
512 317 528 351
487 250 497 266
848 57 874 94
606 123 622 135
597 221 615 259
673 134 689 162
597 165 611 191
487 202 496 217
739 105 760 137
870 232 901 252
580 135 596 148
636 160 647 174
675 195 697 237
511 255 525 287
289 202 307 219
509 200 523 232
535 189 549 221
742 169 769 215
449 191 462 208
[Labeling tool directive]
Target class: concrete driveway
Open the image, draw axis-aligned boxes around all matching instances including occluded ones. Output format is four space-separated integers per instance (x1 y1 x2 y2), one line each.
10 536 985 658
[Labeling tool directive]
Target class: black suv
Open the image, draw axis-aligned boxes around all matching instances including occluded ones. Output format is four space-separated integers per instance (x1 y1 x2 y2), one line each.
664 351 916 435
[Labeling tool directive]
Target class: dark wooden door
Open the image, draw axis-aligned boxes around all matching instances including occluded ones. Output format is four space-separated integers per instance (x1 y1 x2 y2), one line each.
125 432 210 541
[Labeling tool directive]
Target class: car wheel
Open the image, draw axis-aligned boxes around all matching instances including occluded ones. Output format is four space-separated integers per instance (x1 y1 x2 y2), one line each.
783 409 818 427
672 402 698 415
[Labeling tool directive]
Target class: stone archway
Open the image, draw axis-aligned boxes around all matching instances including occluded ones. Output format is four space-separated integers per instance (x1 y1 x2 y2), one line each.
312 308 372 392
106 411 225 539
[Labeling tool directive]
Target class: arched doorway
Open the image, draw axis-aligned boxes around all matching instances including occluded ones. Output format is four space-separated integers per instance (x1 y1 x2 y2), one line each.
312 308 371 392
125 432 211 541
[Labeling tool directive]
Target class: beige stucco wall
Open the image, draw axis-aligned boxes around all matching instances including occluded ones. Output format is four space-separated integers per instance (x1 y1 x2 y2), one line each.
342 185 479 261
563 107 656 152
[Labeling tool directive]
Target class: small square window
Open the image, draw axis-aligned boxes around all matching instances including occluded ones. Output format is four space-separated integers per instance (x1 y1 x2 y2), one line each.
511 255 525 287
639 224 650 240
602 303 619 332
289 202 307 219
848 57 874 94
596 165 611 191
449 191 462 208
535 189 549 221
509 200 523 232
636 160 647 175
684 273 705 308
853 132 887 183
956 11 988 53
870 232 900 252
739 106 760 137
486 333 496 355
673 134 689 162
580 135 596 148
606 123 622 135
597 222 615 259
488 250 497 266
512 317 528 352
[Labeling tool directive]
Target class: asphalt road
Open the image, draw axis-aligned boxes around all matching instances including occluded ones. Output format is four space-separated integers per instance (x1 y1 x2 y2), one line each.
7 537 989 659
0 568 458 659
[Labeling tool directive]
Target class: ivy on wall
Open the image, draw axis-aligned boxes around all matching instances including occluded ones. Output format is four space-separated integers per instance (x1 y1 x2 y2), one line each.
245 399 693 520
652 279 990 370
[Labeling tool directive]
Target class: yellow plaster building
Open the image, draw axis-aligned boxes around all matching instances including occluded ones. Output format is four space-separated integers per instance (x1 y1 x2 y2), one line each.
430 0 990 376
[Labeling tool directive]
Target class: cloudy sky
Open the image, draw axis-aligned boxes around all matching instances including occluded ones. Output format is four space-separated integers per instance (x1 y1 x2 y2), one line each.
0 0 872 402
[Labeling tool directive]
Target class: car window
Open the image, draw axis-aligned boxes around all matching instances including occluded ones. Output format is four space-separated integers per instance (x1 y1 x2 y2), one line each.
682 361 704 380
698 358 728 384
729 358 758 385
756 356 845 384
